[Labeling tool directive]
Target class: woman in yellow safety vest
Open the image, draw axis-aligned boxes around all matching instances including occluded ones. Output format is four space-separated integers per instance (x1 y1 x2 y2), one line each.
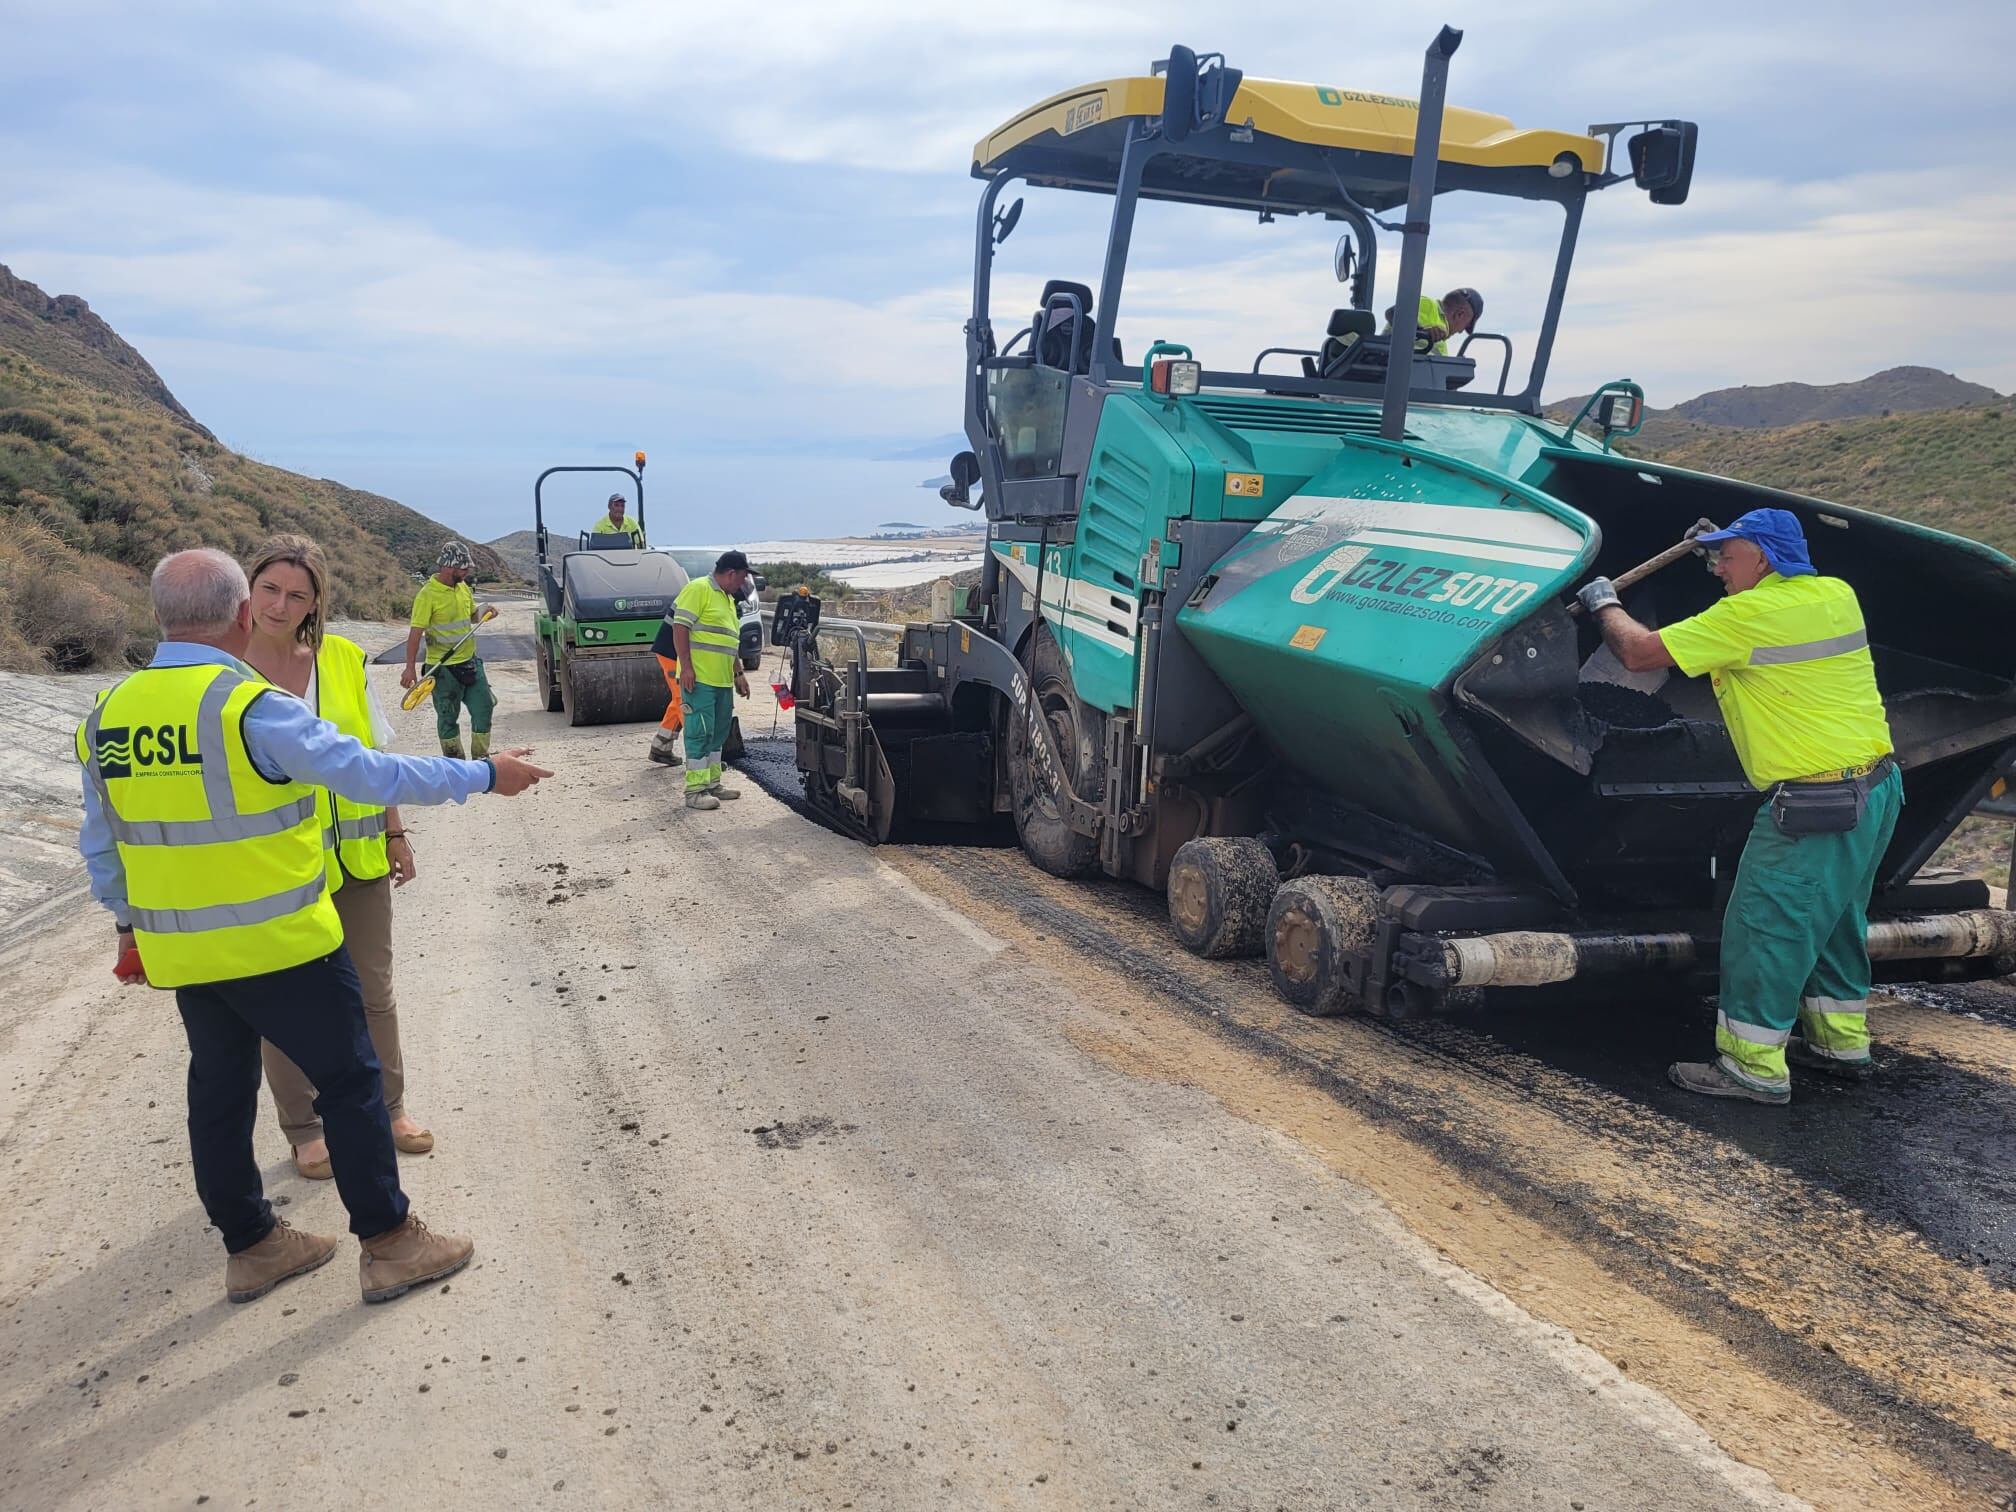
242 536 435 1179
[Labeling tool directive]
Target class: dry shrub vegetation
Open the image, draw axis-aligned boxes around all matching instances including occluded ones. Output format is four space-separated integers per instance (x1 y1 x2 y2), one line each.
0 350 507 673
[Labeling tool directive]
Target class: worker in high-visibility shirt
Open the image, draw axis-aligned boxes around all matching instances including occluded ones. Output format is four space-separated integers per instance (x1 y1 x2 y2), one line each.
1581 508 1899 1104
669 550 752 810
590 493 644 544
401 539 495 759
77 549 552 1306
1382 286 1482 355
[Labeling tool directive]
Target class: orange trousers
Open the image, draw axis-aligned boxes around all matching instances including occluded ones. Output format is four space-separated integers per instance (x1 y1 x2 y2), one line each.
656 654 685 733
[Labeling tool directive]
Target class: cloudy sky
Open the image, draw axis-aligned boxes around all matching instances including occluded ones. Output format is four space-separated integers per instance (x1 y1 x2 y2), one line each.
6 1 2012 541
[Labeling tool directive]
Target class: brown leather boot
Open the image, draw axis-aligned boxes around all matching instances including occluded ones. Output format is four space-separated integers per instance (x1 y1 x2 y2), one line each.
226 1219 340 1304
359 1214 474 1303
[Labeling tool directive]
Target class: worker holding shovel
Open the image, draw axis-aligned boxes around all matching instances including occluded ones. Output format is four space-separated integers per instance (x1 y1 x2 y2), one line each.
1579 508 1898 1104
401 540 496 759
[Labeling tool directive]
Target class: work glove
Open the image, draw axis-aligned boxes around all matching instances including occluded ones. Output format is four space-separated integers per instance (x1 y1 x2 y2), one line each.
1683 517 1719 548
1576 577 1622 615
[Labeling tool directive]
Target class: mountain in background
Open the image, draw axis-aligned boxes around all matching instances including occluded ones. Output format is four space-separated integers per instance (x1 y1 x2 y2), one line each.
1624 404 2015 557
1555 365 2002 430
487 529 539 583
0 264 509 672
1662 366 2000 428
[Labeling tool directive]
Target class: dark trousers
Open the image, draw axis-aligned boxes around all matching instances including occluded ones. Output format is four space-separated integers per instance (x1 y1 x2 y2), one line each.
174 948 409 1253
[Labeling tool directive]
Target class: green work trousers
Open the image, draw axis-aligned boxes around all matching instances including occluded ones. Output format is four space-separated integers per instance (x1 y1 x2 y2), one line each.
683 682 734 793
1715 765 1903 1092
431 658 495 758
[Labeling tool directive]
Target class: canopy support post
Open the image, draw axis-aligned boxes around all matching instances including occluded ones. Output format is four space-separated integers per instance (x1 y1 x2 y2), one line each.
1381 24 1463 442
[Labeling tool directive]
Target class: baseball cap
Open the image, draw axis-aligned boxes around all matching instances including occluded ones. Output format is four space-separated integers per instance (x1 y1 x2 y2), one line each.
1446 287 1483 323
715 550 750 574
437 539 474 570
1693 507 1815 577
607 493 626 506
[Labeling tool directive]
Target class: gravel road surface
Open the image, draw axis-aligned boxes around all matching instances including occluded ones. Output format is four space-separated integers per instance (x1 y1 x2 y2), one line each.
0 613 1853 1508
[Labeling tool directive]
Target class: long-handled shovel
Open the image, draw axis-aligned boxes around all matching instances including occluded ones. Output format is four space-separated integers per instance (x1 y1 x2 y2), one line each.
400 604 499 711
1567 519 1717 618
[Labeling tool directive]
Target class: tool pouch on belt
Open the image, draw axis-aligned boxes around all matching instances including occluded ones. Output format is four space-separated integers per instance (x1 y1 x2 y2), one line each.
447 660 480 688
1768 756 1893 837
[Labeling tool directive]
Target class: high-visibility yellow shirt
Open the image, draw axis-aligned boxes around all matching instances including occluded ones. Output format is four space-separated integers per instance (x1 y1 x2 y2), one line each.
315 634 389 893
1381 295 1449 355
1661 573 1893 788
410 576 477 665
75 663 341 987
591 514 644 543
669 577 742 687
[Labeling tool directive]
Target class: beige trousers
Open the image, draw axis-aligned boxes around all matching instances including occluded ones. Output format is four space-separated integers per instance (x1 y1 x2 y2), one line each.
262 874 405 1145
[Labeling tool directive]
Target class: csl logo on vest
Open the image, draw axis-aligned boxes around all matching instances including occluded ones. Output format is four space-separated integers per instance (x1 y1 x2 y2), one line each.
94 724 201 778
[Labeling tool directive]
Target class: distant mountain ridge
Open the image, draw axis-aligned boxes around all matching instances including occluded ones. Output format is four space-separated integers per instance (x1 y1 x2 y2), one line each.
1555 365 2003 430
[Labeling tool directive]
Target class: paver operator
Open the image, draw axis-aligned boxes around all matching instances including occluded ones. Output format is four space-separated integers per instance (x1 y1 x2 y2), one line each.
78 549 553 1305
667 550 751 810
402 539 495 759
591 492 644 544
1383 286 1482 355
1578 507 1899 1105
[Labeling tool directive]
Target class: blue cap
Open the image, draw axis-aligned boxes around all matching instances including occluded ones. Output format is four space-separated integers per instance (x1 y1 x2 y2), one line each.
1693 507 1815 578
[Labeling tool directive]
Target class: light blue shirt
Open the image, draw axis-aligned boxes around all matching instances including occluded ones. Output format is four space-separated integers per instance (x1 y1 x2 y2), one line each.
79 642 495 928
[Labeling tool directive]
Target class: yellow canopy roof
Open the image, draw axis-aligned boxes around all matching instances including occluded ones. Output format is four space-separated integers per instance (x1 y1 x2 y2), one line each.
975 75 1606 206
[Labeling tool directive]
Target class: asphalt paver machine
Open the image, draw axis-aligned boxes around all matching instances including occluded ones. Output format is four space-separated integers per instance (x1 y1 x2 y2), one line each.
533 453 689 725
791 31 2016 1016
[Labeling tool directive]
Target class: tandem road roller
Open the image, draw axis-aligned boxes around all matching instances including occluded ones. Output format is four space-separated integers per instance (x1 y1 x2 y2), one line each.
789 33 2016 1017
533 453 687 725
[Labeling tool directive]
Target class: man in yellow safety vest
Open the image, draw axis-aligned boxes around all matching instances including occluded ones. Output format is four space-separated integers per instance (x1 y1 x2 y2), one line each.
78 549 553 1305
1580 508 1899 1104
402 539 495 758
591 493 644 544
668 550 752 810
1383 286 1482 356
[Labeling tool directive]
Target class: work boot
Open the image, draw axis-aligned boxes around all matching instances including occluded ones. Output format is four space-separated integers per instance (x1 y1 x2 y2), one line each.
685 791 721 811
359 1215 474 1303
226 1219 340 1304
470 732 491 760
648 732 684 768
1787 1037 1874 1082
440 739 466 759
1667 1060 1790 1105
708 783 742 800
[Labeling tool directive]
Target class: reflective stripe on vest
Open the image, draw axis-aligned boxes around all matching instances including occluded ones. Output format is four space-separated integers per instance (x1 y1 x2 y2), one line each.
76 663 342 988
1748 628 1869 666
316 634 391 891
669 586 742 685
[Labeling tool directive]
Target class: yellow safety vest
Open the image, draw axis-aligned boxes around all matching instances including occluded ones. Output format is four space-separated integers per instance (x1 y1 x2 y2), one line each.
1661 573 1893 788
410 577 477 665
316 634 389 892
591 515 644 543
669 577 743 687
75 663 342 988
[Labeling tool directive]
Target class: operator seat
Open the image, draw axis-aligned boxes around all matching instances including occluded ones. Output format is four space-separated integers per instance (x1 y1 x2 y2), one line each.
1303 308 1378 379
1037 279 1125 374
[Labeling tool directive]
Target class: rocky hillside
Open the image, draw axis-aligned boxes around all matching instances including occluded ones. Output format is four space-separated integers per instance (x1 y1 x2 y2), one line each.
1624 404 2016 557
0 264 215 439
1557 366 2002 432
0 264 510 673
1664 366 1999 428
486 529 540 583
